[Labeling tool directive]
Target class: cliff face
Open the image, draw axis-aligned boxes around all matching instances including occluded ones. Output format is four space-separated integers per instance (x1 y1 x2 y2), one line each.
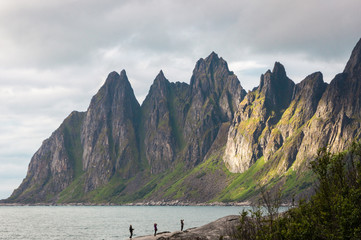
140 71 189 174
140 52 246 173
223 62 296 173
183 52 246 166
269 72 327 171
224 39 361 180
293 39 361 169
8 111 85 203
7 39 361 204
81 70 141 192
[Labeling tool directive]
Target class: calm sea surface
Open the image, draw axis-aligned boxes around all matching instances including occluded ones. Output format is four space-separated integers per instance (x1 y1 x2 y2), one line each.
0 205 255 240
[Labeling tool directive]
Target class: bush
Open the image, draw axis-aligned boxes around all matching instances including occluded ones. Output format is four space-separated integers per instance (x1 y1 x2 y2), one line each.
236 142 361 240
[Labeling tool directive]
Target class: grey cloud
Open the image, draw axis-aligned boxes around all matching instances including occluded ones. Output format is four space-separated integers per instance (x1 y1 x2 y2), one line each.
235 1 361 60
1 0 359 70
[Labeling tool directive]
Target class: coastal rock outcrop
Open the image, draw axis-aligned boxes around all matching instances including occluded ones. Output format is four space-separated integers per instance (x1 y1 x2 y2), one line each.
133 215 240 240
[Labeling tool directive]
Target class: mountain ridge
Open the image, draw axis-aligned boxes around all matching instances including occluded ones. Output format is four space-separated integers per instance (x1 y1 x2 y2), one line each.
5 38 361 204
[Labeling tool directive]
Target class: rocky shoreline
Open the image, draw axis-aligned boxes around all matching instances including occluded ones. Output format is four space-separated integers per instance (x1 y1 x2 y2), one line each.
132 215 240 240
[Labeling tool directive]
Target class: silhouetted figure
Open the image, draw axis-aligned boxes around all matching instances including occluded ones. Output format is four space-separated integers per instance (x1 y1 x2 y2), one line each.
129 225 134 238
180 219 184 231
154 223 158 236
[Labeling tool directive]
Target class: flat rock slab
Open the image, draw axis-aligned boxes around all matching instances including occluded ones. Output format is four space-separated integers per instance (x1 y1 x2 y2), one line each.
132 215 240 240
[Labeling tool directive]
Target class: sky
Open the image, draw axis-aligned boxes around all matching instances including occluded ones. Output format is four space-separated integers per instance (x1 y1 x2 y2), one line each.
1 0 361 200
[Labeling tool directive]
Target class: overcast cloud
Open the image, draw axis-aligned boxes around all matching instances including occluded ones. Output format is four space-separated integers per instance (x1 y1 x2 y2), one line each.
1 0 361 199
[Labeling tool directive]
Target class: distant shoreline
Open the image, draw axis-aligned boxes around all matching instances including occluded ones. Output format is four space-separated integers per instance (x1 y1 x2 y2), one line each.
0 202 248 206
0 200 292 207
0 200 251 207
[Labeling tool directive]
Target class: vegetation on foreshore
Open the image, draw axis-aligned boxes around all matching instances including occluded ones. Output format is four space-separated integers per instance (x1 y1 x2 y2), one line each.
236 141 361 239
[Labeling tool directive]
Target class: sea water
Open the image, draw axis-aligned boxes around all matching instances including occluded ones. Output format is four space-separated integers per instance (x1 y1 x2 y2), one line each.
0 205 255 239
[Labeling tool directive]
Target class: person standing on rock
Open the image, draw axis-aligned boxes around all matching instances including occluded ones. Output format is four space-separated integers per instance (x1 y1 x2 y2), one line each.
154 223 158 236
180 219 184 231
129 224 134 238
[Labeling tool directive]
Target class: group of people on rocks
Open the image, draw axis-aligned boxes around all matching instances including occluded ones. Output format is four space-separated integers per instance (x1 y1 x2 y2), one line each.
129 219 184 238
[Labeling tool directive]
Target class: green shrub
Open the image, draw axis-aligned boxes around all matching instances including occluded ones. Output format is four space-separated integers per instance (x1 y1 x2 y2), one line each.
236 141 361 240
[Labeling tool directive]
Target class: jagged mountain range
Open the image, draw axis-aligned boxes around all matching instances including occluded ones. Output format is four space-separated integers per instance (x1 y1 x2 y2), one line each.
5 39 361 204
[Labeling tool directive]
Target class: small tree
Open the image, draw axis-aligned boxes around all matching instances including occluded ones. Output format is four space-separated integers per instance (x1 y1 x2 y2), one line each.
236 141 361 240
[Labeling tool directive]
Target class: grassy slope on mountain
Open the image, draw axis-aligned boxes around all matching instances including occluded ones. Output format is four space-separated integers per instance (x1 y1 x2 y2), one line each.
56 138 314 204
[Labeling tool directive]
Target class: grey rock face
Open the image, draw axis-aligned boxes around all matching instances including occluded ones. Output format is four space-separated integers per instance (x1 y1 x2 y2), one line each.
223 63 330 173
224 39 361 176
259 62 295 111
183 52 246 166
140 71 182 174
224 62 295 172
140 52 245 172
8 111 85 203
81 70 141 192
264 71 327 171
294 38 361 167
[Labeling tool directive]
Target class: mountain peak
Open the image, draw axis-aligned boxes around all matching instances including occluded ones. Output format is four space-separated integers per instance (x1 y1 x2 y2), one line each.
258 62 295 110
272 62 287 77
154 69 168 84
145 70 170 101
103 71 120 89
260 62 288 90
157 70 165 78
89 69 138 113
205 51 219 61
344 38 361 77
191 52 238 94
293 71 326 105
120 69 127 78
193 51 230 75
104 70 129 86
107 71 120 79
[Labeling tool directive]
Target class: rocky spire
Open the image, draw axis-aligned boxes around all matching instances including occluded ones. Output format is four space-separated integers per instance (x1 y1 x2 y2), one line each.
316 38 361 118
81 70 140 191
190 52 234 97
344 38 361 77
148 70 169 97
140 70 176 174
259 62 295 111
183 52 246 166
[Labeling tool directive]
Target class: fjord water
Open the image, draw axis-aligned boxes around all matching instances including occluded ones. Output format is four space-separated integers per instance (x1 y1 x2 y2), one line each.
0 205 249 239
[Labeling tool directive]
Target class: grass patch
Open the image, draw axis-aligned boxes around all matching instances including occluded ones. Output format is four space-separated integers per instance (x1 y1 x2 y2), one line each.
216 157 266 202
282 167 315 199
57 175 86 203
